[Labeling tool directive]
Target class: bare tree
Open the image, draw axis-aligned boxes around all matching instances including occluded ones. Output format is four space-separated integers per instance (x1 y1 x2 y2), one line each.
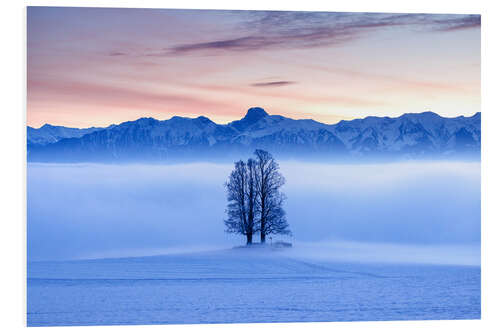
245 158 258 241
254 149 290 243
260 192 289 237
224 151 290 245
224 160 258 244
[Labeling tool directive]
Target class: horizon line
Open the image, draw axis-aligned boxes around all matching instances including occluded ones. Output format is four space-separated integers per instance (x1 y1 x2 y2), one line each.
27 109 481 130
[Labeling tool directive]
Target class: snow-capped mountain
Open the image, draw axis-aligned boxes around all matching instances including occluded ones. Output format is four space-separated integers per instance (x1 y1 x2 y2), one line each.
331 111 480 157
27 107 480 162
27 124 104 146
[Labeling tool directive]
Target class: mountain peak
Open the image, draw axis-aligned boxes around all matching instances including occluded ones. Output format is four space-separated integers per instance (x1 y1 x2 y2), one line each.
421 111 439 116
242 107 268 122
229 107 269 131
196 115 213 123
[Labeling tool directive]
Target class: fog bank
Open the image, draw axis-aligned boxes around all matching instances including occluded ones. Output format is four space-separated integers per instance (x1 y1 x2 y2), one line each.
27 161 480 262
284 241 480 266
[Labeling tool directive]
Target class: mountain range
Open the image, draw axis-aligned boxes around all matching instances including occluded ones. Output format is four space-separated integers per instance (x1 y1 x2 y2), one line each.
27 124 105 146
27 107 480 162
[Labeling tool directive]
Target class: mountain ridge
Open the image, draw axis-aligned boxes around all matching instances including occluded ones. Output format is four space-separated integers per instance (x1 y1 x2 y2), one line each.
27 108 481 162
27 124 106 146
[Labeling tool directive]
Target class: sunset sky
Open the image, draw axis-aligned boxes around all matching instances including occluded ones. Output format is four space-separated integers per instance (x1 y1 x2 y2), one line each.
27 7 480 128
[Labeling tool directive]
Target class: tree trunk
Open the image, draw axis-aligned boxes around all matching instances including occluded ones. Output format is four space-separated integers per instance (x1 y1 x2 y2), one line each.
260 216 266 243
246 233 253 245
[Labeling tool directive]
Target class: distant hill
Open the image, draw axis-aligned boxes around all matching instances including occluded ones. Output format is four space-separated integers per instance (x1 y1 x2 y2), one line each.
27 107 480 162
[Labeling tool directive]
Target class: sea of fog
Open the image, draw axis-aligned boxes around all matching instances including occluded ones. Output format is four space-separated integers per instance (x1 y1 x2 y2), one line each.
27 161 480 264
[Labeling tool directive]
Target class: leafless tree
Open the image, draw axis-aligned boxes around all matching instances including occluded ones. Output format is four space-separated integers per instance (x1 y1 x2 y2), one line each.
224 150 290 245
224 160 258 244
254 149 290 243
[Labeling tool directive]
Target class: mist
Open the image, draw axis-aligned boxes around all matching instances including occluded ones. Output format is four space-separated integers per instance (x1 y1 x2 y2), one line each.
27 161 480 263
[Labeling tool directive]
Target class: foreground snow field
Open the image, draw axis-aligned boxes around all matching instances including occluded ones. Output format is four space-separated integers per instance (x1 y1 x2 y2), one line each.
27 248 480 326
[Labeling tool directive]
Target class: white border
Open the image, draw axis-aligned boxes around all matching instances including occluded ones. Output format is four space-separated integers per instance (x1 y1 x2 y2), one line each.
2 0 499 332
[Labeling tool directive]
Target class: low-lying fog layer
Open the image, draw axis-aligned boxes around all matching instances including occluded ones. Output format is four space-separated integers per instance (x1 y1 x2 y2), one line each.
27 161 480 264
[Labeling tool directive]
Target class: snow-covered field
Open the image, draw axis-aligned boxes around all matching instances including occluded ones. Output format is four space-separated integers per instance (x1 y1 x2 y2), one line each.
27 161 481 325
27 248 480 326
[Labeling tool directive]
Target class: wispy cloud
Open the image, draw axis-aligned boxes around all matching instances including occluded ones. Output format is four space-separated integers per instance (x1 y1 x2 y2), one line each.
108 51 127 56
250 81 296 87
183 82 388 108
431 15 481 32
157 12 480 56
168 37 277 55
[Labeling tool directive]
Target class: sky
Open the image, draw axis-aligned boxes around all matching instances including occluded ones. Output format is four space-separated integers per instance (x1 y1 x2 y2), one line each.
27 7 481 128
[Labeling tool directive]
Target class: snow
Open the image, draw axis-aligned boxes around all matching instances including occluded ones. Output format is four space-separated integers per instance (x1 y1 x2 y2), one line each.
27 124 102 145
27 248 480 326
27 110 481 162
26 158 481 326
